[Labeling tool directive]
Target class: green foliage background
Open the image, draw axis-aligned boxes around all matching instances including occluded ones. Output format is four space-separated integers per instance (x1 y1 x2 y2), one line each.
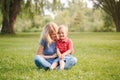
0 1 115 32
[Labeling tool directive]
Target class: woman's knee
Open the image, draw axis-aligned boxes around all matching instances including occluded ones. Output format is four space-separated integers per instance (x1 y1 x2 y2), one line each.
73 57 77 64
34 55 43 68
34 55 42 60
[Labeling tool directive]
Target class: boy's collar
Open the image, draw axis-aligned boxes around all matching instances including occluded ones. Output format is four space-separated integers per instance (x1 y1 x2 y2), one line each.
58 38 68 42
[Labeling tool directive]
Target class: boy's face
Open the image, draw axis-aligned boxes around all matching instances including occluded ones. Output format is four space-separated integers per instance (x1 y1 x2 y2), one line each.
58 28 67 40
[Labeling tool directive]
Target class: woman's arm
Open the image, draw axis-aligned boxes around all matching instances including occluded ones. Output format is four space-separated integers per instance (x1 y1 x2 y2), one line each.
42 53 57 59
37 45 57 59
36 45 43 55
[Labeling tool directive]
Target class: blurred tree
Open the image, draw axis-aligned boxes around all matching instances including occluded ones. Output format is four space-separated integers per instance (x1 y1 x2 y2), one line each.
102 11 115 31
0 0 63 34
91 0 120 32
0 0 21 34
55 0 84 31
54 0 104 32
55 10 71 25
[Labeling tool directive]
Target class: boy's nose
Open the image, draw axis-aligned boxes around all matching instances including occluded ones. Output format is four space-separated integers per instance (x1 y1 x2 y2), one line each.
60 34 63 36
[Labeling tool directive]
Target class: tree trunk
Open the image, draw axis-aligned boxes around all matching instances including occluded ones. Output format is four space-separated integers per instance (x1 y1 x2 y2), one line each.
1 16 10 33
115 22 120 32
115 20 120 32
113 16 120 32
1 0 20 34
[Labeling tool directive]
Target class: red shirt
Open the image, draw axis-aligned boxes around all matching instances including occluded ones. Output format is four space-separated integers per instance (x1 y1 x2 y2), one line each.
56 38 72 54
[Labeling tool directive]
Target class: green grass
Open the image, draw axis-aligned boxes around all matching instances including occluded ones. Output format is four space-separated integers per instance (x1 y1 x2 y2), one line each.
0 32 120 80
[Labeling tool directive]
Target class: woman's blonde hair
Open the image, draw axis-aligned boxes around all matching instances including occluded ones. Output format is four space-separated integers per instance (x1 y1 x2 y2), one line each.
40 22 58 46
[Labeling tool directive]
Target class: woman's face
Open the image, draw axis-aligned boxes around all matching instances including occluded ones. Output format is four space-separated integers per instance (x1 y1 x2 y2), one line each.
50 32 58 41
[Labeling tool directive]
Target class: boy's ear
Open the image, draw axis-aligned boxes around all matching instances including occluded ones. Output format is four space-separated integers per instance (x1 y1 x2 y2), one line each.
66 31 68 35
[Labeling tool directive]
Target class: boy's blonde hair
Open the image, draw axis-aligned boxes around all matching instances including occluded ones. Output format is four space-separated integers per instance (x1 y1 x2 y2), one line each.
40 22 58 46
59 25 68 33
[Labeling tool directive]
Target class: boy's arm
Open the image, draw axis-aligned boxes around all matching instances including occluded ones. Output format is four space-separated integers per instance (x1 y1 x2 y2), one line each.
62 39 74 57
61 49 71 58
70 40 74 54
57 48 61 58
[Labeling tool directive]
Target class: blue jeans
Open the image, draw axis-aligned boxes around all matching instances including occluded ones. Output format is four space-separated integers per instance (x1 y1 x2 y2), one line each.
34 55 77 70
34 55 51 69
56 54 77 69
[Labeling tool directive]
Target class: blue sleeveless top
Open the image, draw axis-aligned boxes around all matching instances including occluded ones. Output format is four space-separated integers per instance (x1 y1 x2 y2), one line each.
40 39 56 64
40 39 56 55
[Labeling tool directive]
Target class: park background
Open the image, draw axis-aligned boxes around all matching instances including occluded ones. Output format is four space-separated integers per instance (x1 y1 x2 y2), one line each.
0 0 120 80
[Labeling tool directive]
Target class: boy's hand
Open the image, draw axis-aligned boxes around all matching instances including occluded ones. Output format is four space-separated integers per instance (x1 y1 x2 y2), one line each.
58 53 61 58
61 54 65 59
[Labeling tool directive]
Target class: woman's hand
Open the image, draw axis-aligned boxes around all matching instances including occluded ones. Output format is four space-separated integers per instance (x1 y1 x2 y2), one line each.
52 53 58 58
42 53 57 59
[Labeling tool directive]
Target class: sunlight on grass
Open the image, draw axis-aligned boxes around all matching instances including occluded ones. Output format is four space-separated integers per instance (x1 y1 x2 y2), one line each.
0 32 120 80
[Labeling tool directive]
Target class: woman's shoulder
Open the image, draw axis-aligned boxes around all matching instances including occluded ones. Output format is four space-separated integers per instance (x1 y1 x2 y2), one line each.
40 38 45 42
40 38 46 45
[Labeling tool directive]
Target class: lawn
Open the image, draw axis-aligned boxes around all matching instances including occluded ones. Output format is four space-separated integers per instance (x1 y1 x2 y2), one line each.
0 32 120 80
